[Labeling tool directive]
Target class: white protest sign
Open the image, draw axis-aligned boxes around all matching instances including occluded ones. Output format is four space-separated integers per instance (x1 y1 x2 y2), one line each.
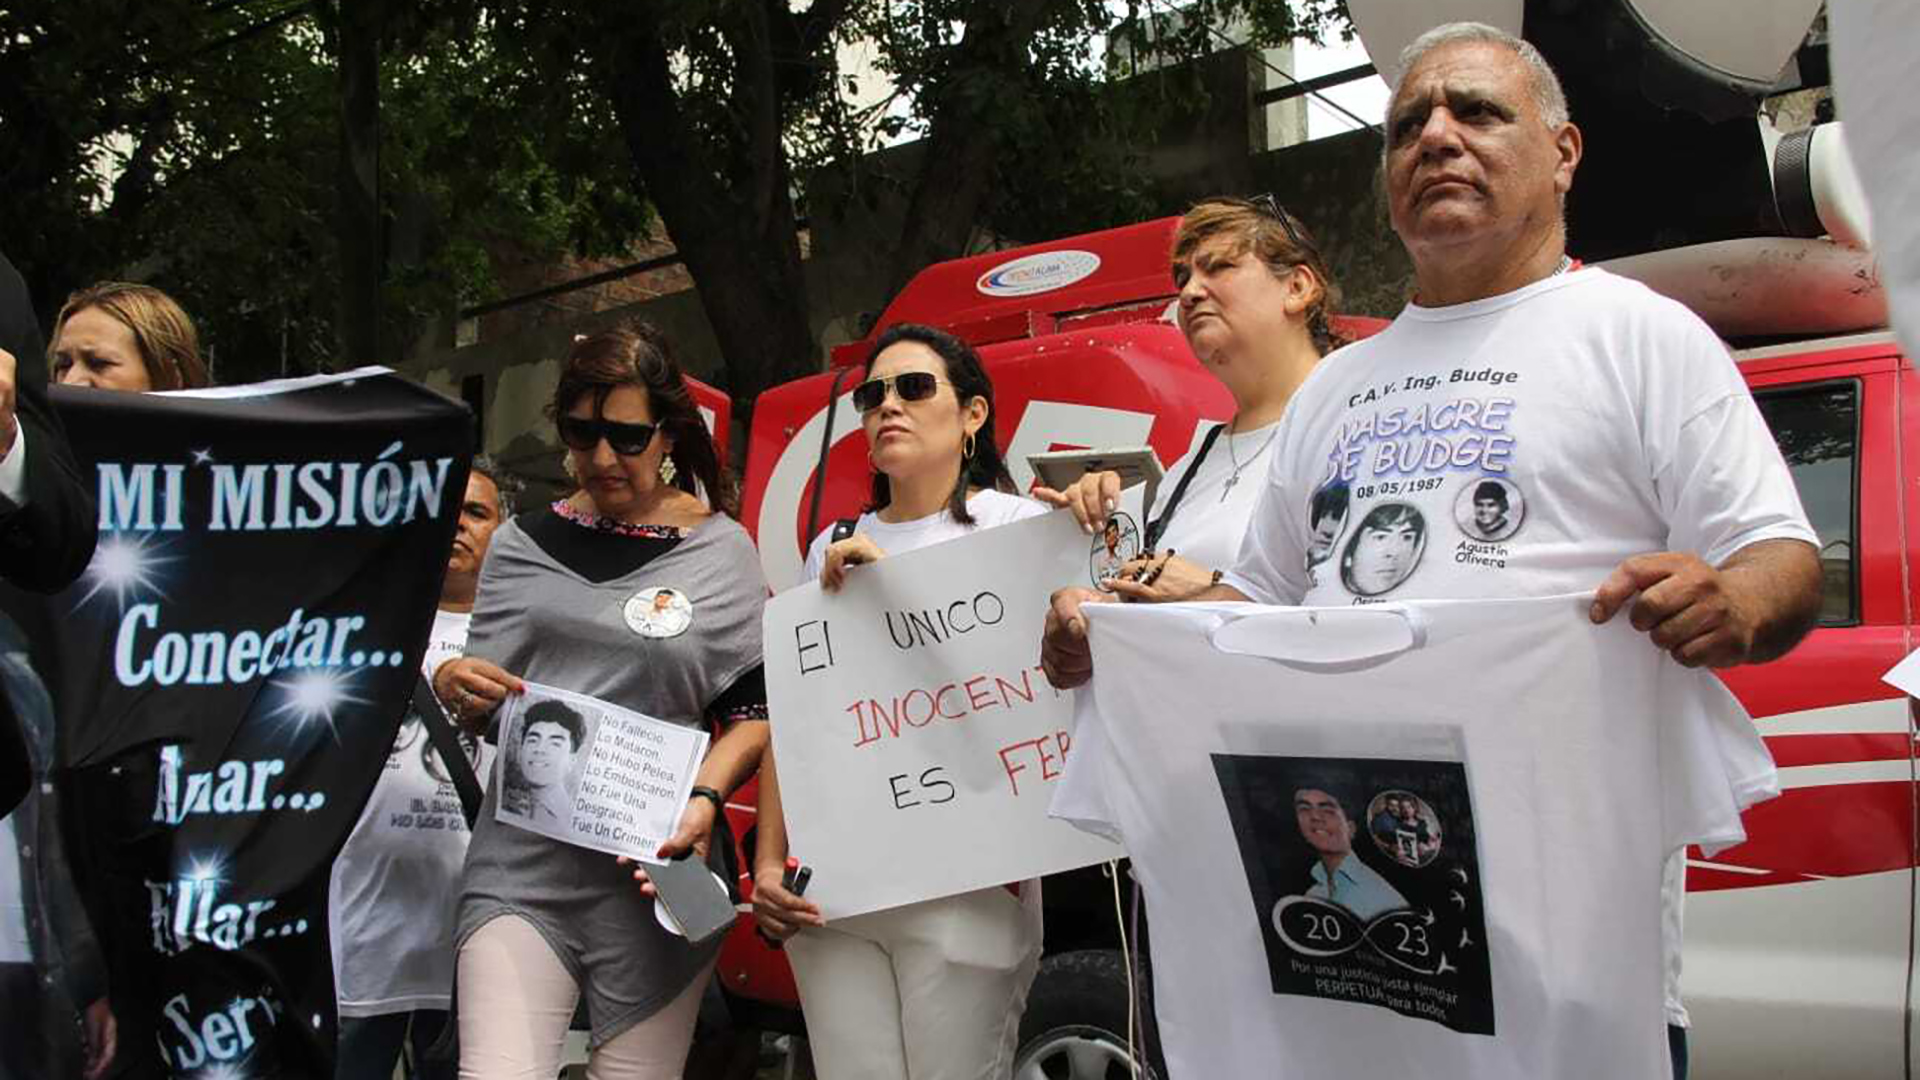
493 681 708 864
764 494 1139 919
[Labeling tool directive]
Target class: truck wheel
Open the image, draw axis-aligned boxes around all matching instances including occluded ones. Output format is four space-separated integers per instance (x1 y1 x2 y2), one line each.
1013 950 1162 1080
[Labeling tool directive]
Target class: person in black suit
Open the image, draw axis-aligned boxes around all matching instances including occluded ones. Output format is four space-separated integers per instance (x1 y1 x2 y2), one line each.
0 250 98 814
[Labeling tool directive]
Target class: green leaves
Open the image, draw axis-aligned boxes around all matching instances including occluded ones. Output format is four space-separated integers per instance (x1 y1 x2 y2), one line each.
0 0 1351 390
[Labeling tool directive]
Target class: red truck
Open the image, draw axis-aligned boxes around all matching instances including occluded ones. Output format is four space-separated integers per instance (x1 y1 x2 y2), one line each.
666 2 1912 1074
687 208 1910 1078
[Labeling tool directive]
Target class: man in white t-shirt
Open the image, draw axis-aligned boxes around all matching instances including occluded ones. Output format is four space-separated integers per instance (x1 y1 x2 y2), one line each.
1044 21 1824 1080
329 459 515 1080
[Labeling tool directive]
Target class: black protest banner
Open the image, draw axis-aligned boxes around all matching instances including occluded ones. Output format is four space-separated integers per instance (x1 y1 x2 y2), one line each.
8 370 471 1078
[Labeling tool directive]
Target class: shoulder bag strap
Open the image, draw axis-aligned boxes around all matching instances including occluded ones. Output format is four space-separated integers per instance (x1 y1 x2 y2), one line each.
803 367 861 552
410 675 485 828
1144 422 1228 550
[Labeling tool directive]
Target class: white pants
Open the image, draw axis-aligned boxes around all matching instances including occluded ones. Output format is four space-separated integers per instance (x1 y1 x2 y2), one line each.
786 884 1043 1080
456 915 713 1080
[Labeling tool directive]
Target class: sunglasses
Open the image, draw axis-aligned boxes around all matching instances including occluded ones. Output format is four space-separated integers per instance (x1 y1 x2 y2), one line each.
1248 192 1314 257
557 416 658 456
852 371 949 413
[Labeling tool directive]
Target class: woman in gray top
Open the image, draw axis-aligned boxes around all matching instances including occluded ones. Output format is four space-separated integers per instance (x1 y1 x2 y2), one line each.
433 326 769 1079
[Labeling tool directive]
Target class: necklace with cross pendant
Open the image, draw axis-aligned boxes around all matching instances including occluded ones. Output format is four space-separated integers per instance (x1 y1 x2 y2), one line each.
1222 422 1279 501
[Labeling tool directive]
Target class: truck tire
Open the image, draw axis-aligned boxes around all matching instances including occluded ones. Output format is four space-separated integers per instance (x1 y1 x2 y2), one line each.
1013 949 1164 1080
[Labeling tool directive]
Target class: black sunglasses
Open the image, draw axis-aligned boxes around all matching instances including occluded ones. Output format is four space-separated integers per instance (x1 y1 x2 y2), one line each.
1248 192 1313 256
557 416 658 456
852 371 948 413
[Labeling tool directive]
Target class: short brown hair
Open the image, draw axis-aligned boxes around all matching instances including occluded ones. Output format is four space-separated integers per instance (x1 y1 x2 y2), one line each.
546 324 736 516
50 282 209 390
1171 199 1345 356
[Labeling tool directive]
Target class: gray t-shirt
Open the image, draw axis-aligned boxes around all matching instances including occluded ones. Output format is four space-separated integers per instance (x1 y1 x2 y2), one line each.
458 509 765 1046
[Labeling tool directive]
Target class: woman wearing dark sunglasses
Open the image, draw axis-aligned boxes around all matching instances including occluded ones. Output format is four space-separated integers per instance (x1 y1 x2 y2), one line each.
432 326 770 1079
752 322 1045 1078
1037 195 1345 611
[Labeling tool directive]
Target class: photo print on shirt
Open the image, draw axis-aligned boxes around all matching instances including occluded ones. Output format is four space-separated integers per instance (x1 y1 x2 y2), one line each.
1453 477 1525 545
387 712 425 763
1305 481 1351 569
420 718 483 786
1089 510 1142 586
1339 502 1428 597
625 585 694 639
1212 752 1494 1035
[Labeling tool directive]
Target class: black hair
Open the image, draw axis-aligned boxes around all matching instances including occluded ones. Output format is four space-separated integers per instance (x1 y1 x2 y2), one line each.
469 454 523 517
1309 482 1350 526
1293 782 1361 823
1338 502 1428 595
1473 480 1508 509
863 323 1015 526
522 699 585 751
1354 501 1425 541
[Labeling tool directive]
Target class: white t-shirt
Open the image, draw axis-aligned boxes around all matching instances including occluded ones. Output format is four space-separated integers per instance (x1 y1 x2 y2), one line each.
801 488 1046 580
1050 421 1283 833
1147 419 1279 574
1662 851 1689 1028
1060 594 1775 1079
329 607 493 1016
0 813 27 965
800 487 1047 905
1223 268 1817 608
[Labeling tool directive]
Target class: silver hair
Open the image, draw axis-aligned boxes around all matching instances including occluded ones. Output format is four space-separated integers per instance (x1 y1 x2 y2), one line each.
1393 21 1570 129
469 454 523 517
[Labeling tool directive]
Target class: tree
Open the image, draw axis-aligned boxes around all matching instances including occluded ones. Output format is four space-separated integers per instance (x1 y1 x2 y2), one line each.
479 0 1353 406
2 0 1350 392
0 0 223 316
0 0 651 383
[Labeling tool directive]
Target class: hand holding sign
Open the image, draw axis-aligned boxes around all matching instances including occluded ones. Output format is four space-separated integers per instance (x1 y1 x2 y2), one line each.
820 533 887 592
764 494 1139 919
1031 469 1124 535
494 682 709 864
433 655 524 734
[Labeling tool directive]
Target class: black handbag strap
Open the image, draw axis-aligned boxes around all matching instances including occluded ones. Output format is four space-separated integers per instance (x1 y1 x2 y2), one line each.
1144 422 1227 550
830 517 859 543
409 675 484 828
803 366 861 553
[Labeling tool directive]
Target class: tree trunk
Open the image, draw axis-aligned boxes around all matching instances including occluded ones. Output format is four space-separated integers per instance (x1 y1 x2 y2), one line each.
332 0 382 369
883 0 1071 299
589 4 820 409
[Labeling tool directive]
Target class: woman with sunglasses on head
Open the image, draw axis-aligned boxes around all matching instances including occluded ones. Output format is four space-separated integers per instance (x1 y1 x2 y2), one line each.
751 322 1045 1080
1035 196 1344 610
1030 197 1344 1069
432 327 769 1080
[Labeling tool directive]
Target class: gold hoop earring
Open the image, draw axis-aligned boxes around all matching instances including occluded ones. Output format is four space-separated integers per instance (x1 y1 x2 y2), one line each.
658 454 678 485
964 432 977 460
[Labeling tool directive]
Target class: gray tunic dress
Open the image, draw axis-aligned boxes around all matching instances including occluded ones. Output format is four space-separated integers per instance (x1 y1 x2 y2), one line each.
457 510 765 1047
